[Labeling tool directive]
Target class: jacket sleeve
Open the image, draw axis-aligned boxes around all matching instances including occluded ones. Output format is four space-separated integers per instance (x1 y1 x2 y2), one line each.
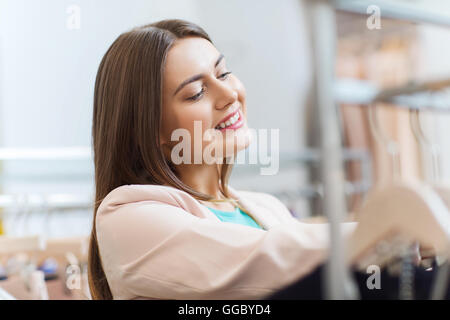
96 201 355 300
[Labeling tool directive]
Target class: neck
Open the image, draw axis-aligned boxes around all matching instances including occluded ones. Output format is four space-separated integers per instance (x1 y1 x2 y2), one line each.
176 163 225 198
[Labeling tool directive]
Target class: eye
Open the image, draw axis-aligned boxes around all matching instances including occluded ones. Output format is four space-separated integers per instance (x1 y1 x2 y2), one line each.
218 71 232 80
186 87 205 101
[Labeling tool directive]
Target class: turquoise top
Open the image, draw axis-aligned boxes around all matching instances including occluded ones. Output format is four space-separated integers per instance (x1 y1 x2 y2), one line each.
205 205 263 230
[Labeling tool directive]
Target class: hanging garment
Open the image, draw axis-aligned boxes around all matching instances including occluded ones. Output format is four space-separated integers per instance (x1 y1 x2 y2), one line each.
95 184 356 300
267 260 448 300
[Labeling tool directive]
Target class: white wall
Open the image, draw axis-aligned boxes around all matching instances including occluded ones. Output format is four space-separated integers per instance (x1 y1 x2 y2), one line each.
0 0 199 149
0 0 315 231
0 0 202 235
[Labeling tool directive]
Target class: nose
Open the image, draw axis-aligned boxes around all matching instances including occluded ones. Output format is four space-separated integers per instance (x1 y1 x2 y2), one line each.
213 80 238 110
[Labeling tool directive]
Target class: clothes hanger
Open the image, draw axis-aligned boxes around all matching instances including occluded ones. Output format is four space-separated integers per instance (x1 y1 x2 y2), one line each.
409 108 450 300
347 103 450 276
39 198 90 299
39 194 88 262
0 196 45 255
0 196 49 300
2 194 90 300
0 234 48 300
11 194 28 237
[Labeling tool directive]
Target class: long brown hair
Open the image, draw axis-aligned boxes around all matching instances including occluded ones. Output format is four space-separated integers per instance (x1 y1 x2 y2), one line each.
89 19 233 300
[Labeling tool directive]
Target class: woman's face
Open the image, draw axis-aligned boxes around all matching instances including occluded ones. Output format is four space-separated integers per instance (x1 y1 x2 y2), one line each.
161 37 250 165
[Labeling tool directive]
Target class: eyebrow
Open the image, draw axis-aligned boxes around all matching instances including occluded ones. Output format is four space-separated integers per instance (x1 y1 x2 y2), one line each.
173 53 225 97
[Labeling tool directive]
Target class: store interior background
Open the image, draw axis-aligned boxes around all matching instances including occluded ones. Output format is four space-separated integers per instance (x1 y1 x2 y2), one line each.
0 0 450 238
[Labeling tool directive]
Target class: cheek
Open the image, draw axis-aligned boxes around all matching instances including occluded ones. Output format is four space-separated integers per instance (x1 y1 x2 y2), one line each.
168 105 214 143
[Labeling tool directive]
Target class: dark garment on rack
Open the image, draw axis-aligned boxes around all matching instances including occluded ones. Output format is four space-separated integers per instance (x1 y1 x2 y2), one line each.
266 262 449 300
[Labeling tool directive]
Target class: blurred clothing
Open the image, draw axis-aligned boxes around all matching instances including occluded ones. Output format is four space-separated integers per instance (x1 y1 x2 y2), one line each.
267 261 448 300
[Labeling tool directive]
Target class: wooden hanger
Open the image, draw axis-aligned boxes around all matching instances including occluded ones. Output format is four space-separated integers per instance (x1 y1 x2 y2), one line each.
347 182 450 268
347 104 450 271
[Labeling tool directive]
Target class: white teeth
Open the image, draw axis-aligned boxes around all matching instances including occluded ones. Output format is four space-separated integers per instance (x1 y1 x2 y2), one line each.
216 112 240 129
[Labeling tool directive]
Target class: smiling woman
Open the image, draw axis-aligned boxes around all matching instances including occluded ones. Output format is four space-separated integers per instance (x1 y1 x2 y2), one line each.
160 35 251 183
89 18 356 300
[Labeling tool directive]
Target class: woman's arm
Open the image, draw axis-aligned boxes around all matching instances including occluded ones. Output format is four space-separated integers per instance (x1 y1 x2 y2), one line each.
96 202 353 299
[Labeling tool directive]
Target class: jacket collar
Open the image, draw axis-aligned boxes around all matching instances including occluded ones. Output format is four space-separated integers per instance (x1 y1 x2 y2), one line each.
227 186 282 230
103 184 282 231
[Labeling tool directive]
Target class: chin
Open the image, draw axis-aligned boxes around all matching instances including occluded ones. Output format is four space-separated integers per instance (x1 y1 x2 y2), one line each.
222 126 252 157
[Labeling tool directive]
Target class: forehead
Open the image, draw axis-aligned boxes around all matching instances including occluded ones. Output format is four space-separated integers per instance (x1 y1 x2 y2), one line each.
164 37 220 88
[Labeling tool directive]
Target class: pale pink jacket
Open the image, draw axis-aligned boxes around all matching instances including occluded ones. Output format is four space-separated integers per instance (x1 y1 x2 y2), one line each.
96 184 356 300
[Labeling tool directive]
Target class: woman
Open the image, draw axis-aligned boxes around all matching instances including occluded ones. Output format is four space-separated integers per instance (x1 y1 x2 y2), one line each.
88 19 354 300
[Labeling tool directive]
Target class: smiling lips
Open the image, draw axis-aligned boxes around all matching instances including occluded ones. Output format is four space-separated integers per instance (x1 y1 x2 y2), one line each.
214 109 244 131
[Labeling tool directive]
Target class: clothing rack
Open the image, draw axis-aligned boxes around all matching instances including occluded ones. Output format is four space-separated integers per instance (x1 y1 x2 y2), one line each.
279 148 372 196
0 147 93 240
0 147 91 160
334 0 450 29
233 148 372 197
335 78 450 111
0 193 92 211
307 0 450 299
0 235 90 300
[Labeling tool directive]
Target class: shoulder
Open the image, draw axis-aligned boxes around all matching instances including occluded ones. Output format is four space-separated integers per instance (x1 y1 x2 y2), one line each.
97 184 191 213
100 184 182 203
95 185 208 257
95 184 215 231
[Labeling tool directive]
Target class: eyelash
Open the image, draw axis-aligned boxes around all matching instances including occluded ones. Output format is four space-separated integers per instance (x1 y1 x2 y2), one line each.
186 71 232 101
